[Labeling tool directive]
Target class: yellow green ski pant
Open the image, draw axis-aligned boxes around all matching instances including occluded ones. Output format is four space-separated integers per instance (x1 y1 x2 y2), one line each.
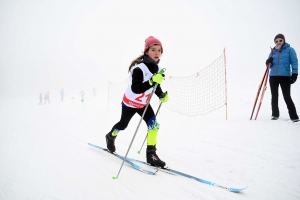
147 129 158 146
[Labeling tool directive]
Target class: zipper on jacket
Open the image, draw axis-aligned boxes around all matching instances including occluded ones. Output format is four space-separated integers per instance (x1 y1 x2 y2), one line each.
276 51 280 76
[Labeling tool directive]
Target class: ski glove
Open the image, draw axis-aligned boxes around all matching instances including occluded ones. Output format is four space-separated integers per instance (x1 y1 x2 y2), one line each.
149 73 165 86
159 92 169 103
290 74 298 84
266 57 273 65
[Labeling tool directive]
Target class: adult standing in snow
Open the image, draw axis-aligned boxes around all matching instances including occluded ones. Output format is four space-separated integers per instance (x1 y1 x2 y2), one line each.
265 33 299 122
105 36 169 168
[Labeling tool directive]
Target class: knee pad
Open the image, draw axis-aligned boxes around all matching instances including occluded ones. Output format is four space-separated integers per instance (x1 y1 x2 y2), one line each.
147 117 160 131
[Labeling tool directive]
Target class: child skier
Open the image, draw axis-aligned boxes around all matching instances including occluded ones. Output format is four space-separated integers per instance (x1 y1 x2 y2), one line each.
105 36 169 168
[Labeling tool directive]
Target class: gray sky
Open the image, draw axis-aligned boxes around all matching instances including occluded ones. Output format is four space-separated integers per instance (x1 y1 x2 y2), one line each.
0 0 300 97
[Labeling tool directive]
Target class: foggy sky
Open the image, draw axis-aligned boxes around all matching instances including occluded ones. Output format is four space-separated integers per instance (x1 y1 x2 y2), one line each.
1 0 299 98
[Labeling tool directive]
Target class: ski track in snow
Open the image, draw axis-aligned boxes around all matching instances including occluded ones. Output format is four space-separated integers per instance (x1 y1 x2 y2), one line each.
0 94 300 200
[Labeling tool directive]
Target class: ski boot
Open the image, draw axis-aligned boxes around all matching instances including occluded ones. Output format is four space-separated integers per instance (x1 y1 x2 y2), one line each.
271 116 279 120
146 145 166 168
105 129 119 153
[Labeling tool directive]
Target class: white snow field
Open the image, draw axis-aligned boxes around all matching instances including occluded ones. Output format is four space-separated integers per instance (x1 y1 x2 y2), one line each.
0 86 299 200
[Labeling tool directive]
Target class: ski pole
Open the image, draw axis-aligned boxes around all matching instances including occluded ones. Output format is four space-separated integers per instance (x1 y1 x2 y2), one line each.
113 68 166 179
250 67 268 120
137 101 163 154
254 65 270 120
251 48 275 120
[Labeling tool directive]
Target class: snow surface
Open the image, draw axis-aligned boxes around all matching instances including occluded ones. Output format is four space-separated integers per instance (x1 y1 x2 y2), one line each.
0 85 300 200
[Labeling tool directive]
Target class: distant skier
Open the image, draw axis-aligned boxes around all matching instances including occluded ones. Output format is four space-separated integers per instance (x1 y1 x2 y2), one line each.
93 87 97 97
39 93 43 105
44 92 50 104
60 89 64 101
80 90 85 102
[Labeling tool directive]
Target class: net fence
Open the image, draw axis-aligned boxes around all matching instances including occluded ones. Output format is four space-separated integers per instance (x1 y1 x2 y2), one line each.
107 50 227 117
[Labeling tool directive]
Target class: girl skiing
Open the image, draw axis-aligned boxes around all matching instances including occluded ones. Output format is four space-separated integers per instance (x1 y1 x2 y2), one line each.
105 36 169 168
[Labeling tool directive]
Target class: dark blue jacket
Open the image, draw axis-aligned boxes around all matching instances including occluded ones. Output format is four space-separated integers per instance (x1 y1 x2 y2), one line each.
268 43 298 76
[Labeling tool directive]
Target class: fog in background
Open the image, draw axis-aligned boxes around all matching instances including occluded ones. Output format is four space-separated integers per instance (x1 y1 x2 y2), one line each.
0 0 300 98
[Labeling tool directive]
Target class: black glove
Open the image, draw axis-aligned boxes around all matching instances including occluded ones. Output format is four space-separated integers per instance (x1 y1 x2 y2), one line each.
158 91 167 99
290 74 298 84
158 91 168 103
266 57 273 65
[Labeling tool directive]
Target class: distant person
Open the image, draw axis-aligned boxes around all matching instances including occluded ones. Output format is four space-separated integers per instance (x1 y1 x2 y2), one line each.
39 93 43 105
265 33 299 122
80 90 85 102
105 36 169 168
44 92 50 104
60 89 64 101
93 87 97 97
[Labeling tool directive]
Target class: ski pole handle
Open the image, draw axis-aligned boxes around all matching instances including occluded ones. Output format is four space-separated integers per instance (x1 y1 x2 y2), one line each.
158 68 165 75
153 68 166 88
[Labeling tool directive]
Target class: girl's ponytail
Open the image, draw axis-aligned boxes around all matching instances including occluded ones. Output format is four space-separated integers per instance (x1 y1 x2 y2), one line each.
128 54 144 72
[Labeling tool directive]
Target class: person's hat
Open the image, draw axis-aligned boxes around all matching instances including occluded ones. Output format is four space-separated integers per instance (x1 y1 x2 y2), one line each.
144 36 163 53
274 33 285 41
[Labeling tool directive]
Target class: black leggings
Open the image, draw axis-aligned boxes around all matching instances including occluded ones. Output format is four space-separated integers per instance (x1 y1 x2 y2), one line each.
110 105 156 132
269 76 298 119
